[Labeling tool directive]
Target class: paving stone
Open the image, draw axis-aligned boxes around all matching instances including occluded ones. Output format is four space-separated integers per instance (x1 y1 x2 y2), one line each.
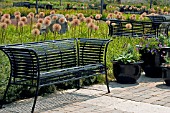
60 105 84 112
71 106 97 113
130 97 147 102
129 87 149 93
120 94 138 100
151 100 168 106
142 97 162 103
104 109 133 113
147 91 164 97
164 103 170 107
137 94 153 99
1 75 170 113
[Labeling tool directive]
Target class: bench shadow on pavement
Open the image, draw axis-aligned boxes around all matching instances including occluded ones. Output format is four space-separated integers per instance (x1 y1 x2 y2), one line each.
0 91 98 113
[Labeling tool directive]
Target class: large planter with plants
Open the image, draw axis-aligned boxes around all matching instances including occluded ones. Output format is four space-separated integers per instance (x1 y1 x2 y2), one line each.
162 66 170 86
137 36 169 78
112 43 143 84
112 61 143 84
161 47 170 86
139 46 170 78
139 49 163 78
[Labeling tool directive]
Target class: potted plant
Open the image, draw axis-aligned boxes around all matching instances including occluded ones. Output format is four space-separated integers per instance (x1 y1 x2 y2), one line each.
112 43 143 84
161 35 170 85
138 35 168 78
161 50 170 86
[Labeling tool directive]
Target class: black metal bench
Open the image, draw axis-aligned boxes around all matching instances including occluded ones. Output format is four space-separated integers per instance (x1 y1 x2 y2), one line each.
0 38 111 113
147 15 170 37
108 19 156 38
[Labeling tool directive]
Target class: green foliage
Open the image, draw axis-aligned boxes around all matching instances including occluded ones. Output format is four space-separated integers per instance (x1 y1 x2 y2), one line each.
112 43 141 64
164 53 170 65
158 34 170 47
139 35 170 55
139 37 160 54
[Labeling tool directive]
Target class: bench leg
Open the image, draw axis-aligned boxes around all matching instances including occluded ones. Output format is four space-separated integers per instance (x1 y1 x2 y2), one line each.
0 78 11 108
105 72 110 93
75 79 80 90
31 85 40 113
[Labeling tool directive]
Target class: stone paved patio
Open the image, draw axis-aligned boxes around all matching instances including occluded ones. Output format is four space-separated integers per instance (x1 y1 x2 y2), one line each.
0 74 170 113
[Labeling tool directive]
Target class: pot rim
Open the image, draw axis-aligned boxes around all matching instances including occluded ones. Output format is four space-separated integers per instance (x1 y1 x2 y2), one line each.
111 60 144 65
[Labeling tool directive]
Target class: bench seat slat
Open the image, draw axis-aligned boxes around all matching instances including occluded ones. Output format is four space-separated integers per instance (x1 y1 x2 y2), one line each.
40 64 104 78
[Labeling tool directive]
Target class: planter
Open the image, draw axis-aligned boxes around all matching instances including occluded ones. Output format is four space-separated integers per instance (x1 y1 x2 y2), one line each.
139 49 164 78
161 47 170 86
112 61 143 84
162 67 170 86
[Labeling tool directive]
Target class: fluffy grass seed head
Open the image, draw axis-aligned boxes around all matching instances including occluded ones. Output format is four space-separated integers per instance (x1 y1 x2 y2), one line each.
28 12 34 18
14 11 21 16
3 14 10 19
125 23 132 29
4 19 11 25
71 19 80 27
31 28 40 36
52 23 61 32
87 22 95 30
130 14 136 20
94 25 99 31
141 12 147 17
65 14 70 20
106 20 110 25
50 10 56 15
95 14 101 19
27 14 31 18
38 18 43 24
85 17 92 24
15 15 21 21
52 16 58 21
78 13 84 19
0 22 7 29
18 21 25 27
35 23 42 30
43 19 51 27
35 14 39 18
80 17 86 22
139 16 144 21
44 16 51 21
164 12 169 15
39 12 45 18
20 17 27 23
1 17 6 22
59 17 65 24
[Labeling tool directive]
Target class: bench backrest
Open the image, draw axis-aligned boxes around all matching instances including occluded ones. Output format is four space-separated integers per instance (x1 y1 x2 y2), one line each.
36 39 77 72
147 16 166 22
0 47 38 80
0 39 77 83
109 19 156 38
0 38 110 85
78 38 109 65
